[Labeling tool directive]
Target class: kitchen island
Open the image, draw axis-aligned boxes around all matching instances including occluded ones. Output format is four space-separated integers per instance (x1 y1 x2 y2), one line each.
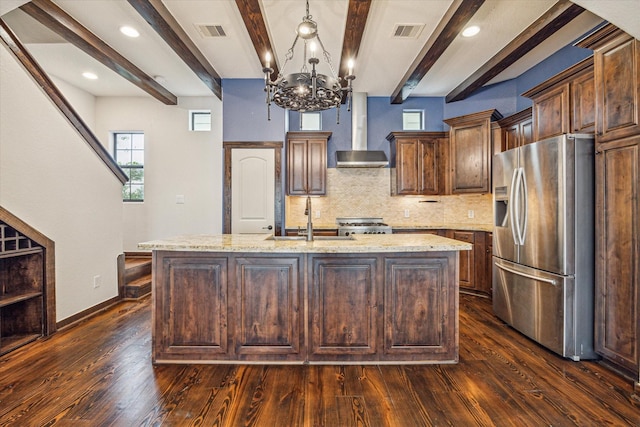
139 234 471 364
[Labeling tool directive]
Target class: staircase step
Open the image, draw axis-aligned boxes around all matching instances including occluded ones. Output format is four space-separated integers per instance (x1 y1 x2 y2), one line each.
124 274 151 300
124 259 151 283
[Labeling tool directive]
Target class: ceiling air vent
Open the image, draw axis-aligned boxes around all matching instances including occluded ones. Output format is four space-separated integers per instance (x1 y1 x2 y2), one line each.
392 24 424 39
195 24 227 38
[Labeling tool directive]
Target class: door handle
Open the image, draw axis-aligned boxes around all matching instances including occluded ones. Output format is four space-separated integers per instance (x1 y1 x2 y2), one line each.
262 225 273 230
495 262 557 286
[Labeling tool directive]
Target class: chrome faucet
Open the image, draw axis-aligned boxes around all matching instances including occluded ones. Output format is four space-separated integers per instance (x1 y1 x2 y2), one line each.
304 196 313 241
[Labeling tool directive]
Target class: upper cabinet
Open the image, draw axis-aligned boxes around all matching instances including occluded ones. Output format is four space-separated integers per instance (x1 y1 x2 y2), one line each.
387 132 448 195
444 110 502 194
497 108 533 152
286 132 331 196
577 25 640 143
522 57 595 141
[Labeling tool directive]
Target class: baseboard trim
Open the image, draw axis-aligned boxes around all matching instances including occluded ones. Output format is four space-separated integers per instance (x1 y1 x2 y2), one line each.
56 295 121 331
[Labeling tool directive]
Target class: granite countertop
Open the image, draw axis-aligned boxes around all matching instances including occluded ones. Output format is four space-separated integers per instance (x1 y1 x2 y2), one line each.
139 233 472 254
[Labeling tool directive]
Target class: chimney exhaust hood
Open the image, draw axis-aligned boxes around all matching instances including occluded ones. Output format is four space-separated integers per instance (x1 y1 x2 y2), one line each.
336 92 389 168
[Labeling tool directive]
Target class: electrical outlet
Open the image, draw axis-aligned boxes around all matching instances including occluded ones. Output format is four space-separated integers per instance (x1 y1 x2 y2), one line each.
468 210 475 218
93 275 101 288
404 209 410 218
315 210 321 218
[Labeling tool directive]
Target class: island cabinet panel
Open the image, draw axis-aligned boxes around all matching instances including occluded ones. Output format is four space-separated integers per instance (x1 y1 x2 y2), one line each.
309 256 379 361
154 253 229 362
384 255 458 362
233 256 303 361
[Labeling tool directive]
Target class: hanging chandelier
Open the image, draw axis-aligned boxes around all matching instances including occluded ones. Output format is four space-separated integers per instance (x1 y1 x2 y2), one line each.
262 0 355 122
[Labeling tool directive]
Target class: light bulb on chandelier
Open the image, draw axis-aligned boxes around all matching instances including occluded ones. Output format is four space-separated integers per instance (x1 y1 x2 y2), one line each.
262 0 355 123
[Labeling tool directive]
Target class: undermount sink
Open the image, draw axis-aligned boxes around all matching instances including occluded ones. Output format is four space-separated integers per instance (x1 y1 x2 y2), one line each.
265 235 354 241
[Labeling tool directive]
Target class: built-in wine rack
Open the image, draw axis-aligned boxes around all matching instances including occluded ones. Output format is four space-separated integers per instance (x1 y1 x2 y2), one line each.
0 221 45 355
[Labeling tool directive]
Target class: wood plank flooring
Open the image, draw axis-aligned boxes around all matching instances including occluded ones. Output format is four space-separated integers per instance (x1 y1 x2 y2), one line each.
1 294 639 426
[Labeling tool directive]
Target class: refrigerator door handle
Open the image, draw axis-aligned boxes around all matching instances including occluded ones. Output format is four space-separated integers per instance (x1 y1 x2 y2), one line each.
495 262 557 286
512 168 524 245
519 167 528 245
509 168 519 245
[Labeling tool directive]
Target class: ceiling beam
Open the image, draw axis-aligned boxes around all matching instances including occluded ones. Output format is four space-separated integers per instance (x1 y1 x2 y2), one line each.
446 0 586 103
127 0 222 100
390 0 485 104
20 0 177 105
235 0 279 80
0 18 128 184
339 0 372 80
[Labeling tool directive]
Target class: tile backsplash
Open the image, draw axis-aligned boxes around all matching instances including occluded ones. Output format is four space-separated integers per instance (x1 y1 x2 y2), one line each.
286 168 493 227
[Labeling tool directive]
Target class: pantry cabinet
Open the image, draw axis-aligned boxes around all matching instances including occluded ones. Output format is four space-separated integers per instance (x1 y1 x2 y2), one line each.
286 132 330 196
387 132 448 195
578 24 640 383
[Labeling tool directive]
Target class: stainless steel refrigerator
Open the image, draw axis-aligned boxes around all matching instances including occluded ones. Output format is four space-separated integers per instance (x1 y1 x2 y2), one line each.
492 133 597 360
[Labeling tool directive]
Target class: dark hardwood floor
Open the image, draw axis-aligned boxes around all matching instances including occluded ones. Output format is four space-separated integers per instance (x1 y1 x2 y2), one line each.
1 294 638 426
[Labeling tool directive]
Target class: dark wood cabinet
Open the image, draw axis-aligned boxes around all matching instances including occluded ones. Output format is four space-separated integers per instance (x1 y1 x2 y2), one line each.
451 231 474 290
286 132 330 195
498 108 533 151
443 230 492 297
234 256 303 360
153 253 230 361
383 255 458 361
387 132 448 195
309 255 378 361
523 57 594 141
485 232 493 297
444 110 502 194
593 138 639 377
579 25 640 143
578 25 640 385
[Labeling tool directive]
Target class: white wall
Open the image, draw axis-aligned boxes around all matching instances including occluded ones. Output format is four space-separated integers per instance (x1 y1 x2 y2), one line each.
0 46 124 322
94 96 223 251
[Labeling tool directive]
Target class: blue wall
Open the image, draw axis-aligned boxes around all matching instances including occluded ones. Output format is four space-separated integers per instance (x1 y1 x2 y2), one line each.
222 37 596 167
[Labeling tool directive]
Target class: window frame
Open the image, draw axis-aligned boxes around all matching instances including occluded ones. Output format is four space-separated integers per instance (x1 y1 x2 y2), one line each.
189 110 212 131
113 131 145 202
402 109 425 131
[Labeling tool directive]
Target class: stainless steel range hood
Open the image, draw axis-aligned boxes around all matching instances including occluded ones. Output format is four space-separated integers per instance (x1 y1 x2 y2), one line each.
336 92 389 168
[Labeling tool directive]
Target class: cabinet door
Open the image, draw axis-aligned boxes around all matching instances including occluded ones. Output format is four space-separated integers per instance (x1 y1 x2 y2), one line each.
532 84 570 141
504 124 520 150
485 232 493 296
420 139 439 194
287 139 309 195
310 256 378 360
306 139 327 194
154 254 229 361
520 119 534 146
572 70 596 133
234 256 303 361
595 35 640 142
396 139 421 194
452 231 475 291
384 254 457 362
450 123 490 193
595 139 639 375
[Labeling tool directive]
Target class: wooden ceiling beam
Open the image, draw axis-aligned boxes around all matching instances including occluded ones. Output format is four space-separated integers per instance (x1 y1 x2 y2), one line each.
20 0 177 105
390 0 485 104
127 0 222 100
446 0 585 103
235 0 279 80
339 0 372 80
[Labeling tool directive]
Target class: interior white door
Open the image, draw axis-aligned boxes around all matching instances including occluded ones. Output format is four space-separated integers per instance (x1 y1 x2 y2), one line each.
231 149 275 234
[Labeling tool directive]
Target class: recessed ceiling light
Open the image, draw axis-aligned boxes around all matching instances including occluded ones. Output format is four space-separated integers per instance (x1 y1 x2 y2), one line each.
120 26 140 38
82 72 98 80
462 25 480 38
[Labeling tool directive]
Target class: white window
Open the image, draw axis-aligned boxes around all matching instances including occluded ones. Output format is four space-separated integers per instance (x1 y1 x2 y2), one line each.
114 132 144 202
403 110 424 130
300 112 321 130
190 110 211 131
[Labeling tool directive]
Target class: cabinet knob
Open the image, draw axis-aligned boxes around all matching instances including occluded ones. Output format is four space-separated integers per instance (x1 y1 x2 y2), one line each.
262 225 273 230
